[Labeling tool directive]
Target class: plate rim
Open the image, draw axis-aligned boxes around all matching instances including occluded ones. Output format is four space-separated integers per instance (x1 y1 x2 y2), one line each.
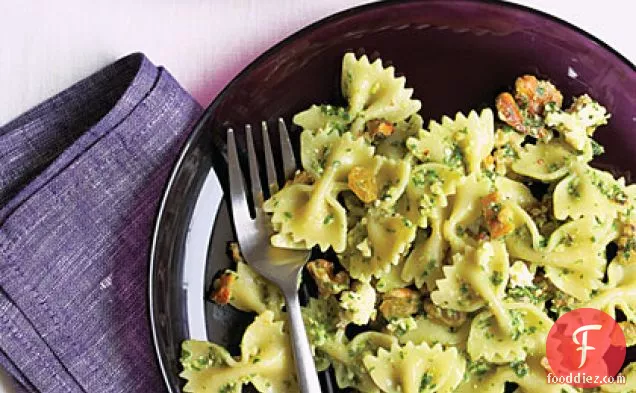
148 0 636 391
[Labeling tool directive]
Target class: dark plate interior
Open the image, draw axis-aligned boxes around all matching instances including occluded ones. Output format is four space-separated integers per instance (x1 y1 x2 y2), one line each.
149 1 636 392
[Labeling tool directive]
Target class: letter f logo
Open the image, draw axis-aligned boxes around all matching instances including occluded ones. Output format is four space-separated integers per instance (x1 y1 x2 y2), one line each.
572 324 602 368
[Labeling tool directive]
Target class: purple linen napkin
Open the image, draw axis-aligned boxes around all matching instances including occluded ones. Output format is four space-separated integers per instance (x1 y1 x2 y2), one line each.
0 53 203 392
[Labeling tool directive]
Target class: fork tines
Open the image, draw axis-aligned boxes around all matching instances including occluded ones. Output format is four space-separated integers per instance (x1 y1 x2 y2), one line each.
226 119 297 220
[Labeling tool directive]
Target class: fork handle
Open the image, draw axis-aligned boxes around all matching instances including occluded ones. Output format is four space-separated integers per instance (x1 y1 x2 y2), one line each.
284 289 322 393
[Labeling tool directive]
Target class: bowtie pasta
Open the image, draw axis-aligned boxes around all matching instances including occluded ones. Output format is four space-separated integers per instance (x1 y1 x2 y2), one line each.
182 53 635 393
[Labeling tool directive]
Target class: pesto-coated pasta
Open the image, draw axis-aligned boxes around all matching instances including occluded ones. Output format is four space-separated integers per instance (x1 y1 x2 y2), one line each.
363 342 465 393
182 54 633 393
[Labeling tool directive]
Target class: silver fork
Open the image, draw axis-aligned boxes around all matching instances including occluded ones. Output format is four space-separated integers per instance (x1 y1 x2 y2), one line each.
226 119 321 393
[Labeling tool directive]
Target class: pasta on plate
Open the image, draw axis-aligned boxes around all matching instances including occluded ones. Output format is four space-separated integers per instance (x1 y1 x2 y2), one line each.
181 53 635 393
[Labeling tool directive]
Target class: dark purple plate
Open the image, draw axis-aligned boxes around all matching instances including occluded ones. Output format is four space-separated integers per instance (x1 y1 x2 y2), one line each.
149 1 636 392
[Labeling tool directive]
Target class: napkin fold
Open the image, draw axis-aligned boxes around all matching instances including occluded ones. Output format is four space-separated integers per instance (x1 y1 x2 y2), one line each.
0 53 203 392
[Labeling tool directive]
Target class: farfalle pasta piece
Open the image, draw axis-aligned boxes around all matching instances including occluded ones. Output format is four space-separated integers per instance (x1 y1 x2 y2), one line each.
363 342 466 393
455 357 576 393
299 128 410 208
443 174 531 250
431 241 510 328
443 172 493 251
340 281 377 326
264 183 347 252
375 114 423 159
545 94 609 151
375 259 411 293
373 156 411 209
299 126 345 179
467 303 552 364
320 331 398 393
406 109 494 174
293 104 351 137
217 262 284 316
340 209 417 280
625 183 636 207
265 132 377 252
181 342 248 393
553 162 628 221
544 264 604 305
341 53 421 134
300 129 376 181
401 206 449 290
511 137 592 182
180 311 297 393
494 176 538 209
583 260 636 322
504 202 544 249
180 340 236 372
506 216 617 300
267 230 309 250
397 315 470 348
398 163 462 228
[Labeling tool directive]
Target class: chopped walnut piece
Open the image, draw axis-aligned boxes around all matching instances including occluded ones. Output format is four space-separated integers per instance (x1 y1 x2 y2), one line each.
514 75 563 115
348 166 378 203
210 272 236 305
514 75 538 108
379 288 421 319
496 92 526 134
496 75 563 140
306 259 350 297
228 242 244 264
481 192 515 239
617 222 636 263
366 119 395 138
422 299 467 328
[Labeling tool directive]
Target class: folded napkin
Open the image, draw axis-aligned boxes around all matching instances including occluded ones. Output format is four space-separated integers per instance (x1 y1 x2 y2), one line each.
0 53 203 392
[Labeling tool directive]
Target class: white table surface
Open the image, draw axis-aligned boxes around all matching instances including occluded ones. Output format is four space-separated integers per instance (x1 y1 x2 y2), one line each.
0 0 634 391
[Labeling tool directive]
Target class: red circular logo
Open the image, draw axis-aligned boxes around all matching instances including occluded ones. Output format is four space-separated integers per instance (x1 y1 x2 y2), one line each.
546 308 626 388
